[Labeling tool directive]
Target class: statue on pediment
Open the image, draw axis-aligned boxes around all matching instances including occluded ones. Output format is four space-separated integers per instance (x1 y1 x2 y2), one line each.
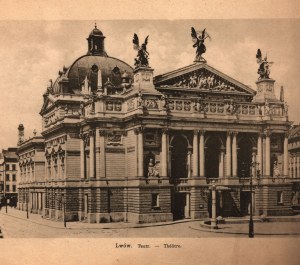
191 27 211 62
256 49 274 79
133 34 149 68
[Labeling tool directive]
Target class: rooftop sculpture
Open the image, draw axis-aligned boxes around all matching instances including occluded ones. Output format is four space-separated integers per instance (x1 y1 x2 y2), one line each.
133 33 149 68
191 27 211 62
256 49 274 79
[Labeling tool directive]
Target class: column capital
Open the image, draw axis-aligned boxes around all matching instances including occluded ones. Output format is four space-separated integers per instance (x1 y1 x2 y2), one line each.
199 130 205 136
232 131 238 137
162 127 169 135
264 129 271 137
88 129 95 137
284 131 290 138
99 130 106 137
193 129 199 135
134 126 144 135
226 130 232 137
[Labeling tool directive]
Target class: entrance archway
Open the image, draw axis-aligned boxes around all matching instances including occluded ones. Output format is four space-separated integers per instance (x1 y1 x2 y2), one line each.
205 136 222 178
237 137 253 178
170 135 189 179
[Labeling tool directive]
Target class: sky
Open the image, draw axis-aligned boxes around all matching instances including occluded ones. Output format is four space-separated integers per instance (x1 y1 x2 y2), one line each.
0 19 299 149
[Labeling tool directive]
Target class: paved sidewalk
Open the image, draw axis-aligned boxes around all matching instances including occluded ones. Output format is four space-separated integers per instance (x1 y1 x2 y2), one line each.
1 207 300 236
190 220 300 236
0 207 197 230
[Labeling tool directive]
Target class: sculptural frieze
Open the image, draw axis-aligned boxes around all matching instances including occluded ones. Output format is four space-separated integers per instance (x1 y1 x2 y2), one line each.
133 34 149 68
256 49 274 79
159 69 239 93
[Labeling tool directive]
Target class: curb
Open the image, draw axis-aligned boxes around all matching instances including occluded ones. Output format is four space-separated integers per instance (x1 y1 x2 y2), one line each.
189 223 300 236
0 212 200 230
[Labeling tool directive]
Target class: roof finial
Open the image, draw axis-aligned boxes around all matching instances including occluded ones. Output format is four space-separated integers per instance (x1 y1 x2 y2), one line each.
95 22 97 29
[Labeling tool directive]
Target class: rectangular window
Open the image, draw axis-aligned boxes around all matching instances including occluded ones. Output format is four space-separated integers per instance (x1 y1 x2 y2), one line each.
12 164 16 171
12 174 16 181
151 193 160 209
13 185 16 192
277 191 284 205
6 185 9 192
6 174 9 181
5 164 9 171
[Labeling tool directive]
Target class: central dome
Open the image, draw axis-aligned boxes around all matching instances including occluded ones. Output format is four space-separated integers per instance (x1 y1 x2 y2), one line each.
51 25 134 94
66 55 133 93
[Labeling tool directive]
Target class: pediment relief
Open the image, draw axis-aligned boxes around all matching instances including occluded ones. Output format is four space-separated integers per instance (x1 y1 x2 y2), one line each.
154 64 254 95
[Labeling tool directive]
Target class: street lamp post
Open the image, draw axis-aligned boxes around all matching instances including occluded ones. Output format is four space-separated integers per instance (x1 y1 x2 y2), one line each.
62 194 66 228
211 180 218 229
26 191 29 219
249 165 254 238
248 159 260 238
5 195 7 213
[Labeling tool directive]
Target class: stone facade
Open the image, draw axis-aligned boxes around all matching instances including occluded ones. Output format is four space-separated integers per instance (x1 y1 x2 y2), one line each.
17 25 296 223
0 148 18 206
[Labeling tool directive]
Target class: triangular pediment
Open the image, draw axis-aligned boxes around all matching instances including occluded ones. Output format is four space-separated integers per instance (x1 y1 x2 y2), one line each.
154 63 255 96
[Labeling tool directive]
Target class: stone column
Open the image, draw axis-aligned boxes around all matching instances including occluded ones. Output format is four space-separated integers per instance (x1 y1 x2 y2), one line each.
199 130 205 178
296 154 300 178
219 146 225 178
187 151 192 178
136 127 144 177
192 130 199 177
257 133 263 175
89 129 95 178
252 148 257 177
265 130 271 176
184 193 191 218
226 131 232 177
232 131 238 178
161 128 168 177
79 133 85 178
293 155 297 178
99 130 106 178
283 134 289 177
95 128 100 179
263 135 266 176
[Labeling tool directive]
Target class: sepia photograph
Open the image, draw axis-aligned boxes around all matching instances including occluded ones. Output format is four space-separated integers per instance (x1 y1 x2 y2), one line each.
0 1 300 264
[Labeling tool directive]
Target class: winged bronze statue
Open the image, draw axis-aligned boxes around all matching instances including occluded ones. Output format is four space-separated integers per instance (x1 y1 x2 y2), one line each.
191 27 210 62
256 49 273 79
133 33 149 68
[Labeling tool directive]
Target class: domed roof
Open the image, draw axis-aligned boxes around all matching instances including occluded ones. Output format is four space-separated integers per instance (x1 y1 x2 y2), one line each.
89 24 103 36
50 25 134 95
62 55 133 94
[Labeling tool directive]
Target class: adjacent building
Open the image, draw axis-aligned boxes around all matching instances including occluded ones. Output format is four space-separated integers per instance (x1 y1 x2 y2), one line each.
0 148 18 206
288 125 300 211
17 25 297 223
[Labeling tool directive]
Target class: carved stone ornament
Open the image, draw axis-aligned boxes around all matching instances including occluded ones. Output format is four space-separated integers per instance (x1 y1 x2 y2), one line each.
107 133 122 146
158 68 240 93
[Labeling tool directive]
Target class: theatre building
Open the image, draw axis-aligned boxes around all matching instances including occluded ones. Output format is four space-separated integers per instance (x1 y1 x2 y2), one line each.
17 25 296 223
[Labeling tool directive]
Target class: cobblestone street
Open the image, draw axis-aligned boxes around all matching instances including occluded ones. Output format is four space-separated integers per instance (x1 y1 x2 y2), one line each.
1 208 300 238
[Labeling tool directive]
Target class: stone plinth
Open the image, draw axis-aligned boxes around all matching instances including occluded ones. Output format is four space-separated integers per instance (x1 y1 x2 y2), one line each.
133 66 157 92
253 78 276 103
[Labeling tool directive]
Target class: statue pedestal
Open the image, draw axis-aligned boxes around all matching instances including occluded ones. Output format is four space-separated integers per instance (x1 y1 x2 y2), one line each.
253 79 276 103
133 66 157 92
194 56 207 64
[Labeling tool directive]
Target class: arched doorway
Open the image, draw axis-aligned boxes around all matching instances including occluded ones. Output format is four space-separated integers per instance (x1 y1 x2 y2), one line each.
205 136 222 178
170 135 190 221
237 137 253 178
170 135 189 179
238 137 254 216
